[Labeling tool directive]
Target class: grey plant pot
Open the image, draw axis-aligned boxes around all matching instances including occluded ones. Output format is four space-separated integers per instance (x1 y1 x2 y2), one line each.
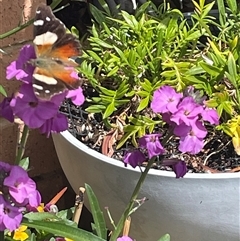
52 131 240 241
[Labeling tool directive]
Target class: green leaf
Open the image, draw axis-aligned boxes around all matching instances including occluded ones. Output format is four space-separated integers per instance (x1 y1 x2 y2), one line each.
157 233 171 241
85 184 107 239
99 86 116 96
29 233 37 241
0 85 7 97
89 4 107 27
86 105 106 113
19 157 29 170
113 46 129 64
137 96 149 112
226 0 237 14
117 128 139 149
22 218 105 241
227 52 237 85
87 50 104 64
199 62 221 76
107 66 119 76
24 212 62 221
91 38 113 48
185 30 202 40
103 101 116 119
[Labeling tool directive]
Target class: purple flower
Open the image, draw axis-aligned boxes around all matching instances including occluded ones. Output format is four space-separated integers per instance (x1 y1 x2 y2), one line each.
170 97 203 126
151 86 183 114
27 190 41 207
201 107 219 125
123 150 146 168
178 134 204 154
39 113 68 137
172 161 187 178
117 236 133 241
162 159 187 178
174 120 207 154
0 161 11 173
66 87 85 106
174 119 207 139
10 84 59 128
0 97 14 122
4 166 41 206
6 45 35 83
139 134 165 159
0 195 22 231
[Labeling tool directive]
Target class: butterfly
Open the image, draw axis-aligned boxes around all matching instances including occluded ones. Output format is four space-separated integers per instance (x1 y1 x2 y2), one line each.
31 3 82 100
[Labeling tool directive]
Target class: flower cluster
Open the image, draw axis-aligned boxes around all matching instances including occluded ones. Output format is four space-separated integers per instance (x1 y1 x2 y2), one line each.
151 86 219 154
0 45 85 136
123 134 187 178
0 161 41 231
123 86 219 177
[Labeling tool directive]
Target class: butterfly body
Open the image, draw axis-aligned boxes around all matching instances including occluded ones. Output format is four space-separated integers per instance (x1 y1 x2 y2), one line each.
31 3 82 100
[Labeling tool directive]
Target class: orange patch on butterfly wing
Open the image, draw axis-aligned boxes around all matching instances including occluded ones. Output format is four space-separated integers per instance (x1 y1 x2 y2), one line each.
34 67 54 78
52 67 80 88
50 42 81 60
35 44 53 57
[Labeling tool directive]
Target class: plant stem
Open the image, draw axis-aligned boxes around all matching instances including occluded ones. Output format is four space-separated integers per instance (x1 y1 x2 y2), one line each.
15 124 29 165
0 20 34 40
110 157 156 241
0 0 64 40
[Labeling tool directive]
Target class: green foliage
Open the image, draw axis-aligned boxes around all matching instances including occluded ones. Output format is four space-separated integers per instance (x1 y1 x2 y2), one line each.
85 184 107 239
80 1 214 147
22 218 105 241
78 0 240 146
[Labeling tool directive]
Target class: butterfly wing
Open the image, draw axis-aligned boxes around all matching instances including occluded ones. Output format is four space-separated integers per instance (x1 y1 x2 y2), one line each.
32 3 82 100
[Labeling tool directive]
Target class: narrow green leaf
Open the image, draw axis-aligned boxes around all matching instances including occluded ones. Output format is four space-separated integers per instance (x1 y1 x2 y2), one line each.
22 219 105 241
137 97 149 112
92 38 113 48
103 102 116 119
86 105 106 113
116 128 138 149
157 233 171 241
199 62 221 76
226 0 237 13
113 46 129 64
107 66 119 77
87 50 104 64
24 212 59 221
0 85 7 97
227 52 237 84
85 184 107 239
89 4 107 26
185 30 202 40
99 86 116 96
19 157 29 171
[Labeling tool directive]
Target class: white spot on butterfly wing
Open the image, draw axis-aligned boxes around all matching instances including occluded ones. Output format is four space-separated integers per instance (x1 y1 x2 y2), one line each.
32 84 44 90
45 90 50 94
33 31 58 45
46 17 51 21
36 10 41 14
33 74 58 85
34 20 44 26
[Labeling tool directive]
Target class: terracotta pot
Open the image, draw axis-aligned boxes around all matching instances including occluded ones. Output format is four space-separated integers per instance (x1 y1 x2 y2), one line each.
52 131 240 241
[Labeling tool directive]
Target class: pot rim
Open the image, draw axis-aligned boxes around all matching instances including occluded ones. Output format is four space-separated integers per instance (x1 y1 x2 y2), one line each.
57 130 240 179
